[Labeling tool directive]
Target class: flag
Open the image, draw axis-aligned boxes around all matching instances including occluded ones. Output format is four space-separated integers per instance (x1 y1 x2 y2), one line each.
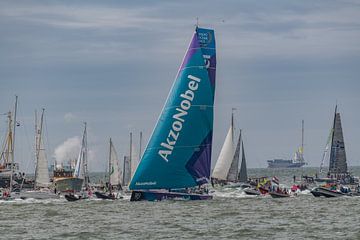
272 176 279 185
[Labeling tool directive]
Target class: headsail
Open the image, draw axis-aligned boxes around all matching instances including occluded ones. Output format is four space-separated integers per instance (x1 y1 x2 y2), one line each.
122 156 131 186
34 109 50 188
130 27 216 190
109 138 121 187
329 106 347 174
227 129 241 182
74 123 88 182
319 128 333 173
238 139 248 183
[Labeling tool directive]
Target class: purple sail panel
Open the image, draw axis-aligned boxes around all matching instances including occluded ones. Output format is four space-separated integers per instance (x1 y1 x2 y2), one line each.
179 32 200 71
208 61 216 89
185 132 213 185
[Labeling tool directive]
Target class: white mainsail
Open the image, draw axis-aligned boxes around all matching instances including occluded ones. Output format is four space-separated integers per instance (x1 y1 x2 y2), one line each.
34 109 51 188
212 125 234 180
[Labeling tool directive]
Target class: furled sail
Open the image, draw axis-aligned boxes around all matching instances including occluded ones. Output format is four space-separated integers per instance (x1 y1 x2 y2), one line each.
329 106 347 174
130 27 216 190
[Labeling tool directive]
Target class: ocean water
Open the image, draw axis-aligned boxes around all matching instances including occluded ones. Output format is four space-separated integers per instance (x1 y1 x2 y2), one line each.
1 167 360 240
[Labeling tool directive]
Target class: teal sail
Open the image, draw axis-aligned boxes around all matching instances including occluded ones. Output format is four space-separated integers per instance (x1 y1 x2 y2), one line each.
130 27 216 190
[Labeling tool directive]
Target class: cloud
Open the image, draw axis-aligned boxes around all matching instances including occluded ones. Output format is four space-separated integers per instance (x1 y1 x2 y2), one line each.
64 112 77 123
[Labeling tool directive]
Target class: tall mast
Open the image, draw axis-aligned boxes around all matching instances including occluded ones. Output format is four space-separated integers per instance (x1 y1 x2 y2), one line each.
129 132 132 177
122 156 126 186
34 109 45 189
108 138 112 193
139 131 143 160
10 96 18 192
231 108 236 144
301 120 304 151
83 122 89 189
2 111 12 165
12 96 18 164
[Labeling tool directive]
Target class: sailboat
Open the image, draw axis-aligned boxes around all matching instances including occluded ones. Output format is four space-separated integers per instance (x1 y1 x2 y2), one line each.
0 96 34 200
19 109 59 200
311 105 356 197
211 111 247 187
0 96 18 200
56 123 87 194
95 138 123 200
129 26 216 201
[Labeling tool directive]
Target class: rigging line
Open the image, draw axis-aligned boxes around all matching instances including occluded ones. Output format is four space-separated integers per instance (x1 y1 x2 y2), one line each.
0 115 9 158
43 112 52 164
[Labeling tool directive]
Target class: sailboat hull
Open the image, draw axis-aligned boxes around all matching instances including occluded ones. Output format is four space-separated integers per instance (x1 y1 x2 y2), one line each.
130 190 213 201
64 194 83 201
94 191 123 200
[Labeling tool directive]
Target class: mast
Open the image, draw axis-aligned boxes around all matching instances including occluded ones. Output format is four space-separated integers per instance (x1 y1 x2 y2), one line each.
108 138 112 192
301 120 304 152
34 109 45 189
1 111 13 166
122 156 126 186
9 96 18 192
231 108 235 144
129 132 132 178
83 122 89 189
139 131 143 160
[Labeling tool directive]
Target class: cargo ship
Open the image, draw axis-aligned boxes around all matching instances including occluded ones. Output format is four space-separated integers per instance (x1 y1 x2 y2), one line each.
267 120 307 168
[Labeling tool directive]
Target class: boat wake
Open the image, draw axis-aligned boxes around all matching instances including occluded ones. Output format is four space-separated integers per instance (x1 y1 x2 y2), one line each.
211 188 260 198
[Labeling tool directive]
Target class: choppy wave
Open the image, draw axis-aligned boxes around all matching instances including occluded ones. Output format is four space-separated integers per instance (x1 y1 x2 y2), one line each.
1 167 360 239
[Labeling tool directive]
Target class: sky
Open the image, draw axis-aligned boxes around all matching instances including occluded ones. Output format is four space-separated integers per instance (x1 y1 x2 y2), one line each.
1 0 360 173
